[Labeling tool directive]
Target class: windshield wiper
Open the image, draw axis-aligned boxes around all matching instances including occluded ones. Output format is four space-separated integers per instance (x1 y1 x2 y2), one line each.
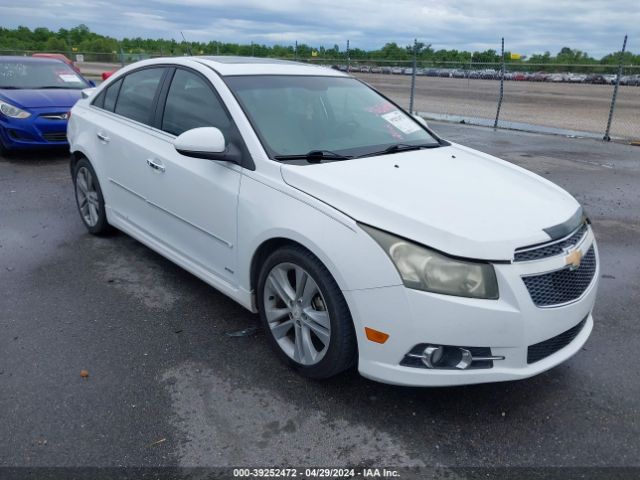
356 143 442 159
0 86 23 90
274 150 352 163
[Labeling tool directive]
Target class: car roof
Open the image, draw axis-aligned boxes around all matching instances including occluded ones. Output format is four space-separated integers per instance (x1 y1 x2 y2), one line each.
185 56 347 77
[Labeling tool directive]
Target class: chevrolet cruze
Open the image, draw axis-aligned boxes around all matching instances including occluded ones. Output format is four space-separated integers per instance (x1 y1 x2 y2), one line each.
67 57 598 386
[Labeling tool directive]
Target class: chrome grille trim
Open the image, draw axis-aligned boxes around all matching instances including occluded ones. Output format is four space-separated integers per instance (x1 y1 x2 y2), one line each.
40 113 69 120
514 222 589 262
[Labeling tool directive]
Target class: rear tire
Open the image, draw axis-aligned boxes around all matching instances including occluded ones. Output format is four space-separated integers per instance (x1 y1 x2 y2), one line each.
73 158 111 235
257 244 357 379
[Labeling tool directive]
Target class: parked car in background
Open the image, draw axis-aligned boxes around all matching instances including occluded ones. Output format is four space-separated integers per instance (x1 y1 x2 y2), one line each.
585 74 608 85
32 53 82 74
627 74 640 86
567 73 586 83
68 56 598 386
370 66 382 74
536 72 551 82
547 73 565 83
480 69 497 79
0 56 93 155
391 67 403 75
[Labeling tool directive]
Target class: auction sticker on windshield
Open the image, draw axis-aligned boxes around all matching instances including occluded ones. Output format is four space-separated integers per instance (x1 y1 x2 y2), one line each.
381 110 421 134
59 74 80 82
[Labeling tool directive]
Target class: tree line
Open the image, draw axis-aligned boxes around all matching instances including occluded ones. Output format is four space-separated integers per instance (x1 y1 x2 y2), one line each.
1 24 638 67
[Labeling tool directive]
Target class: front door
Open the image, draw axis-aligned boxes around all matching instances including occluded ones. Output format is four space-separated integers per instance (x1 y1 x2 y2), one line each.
142 67 242 285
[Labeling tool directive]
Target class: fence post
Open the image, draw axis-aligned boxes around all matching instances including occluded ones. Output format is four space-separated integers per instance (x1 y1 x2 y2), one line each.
493 37 505 129
119 47 125 67
409 38 417 114
346 40 350 73
294 40 298 60
603 34 628 141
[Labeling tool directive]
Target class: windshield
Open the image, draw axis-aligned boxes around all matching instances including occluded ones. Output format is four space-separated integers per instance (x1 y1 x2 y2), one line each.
225 75 441 159
0 59 89 89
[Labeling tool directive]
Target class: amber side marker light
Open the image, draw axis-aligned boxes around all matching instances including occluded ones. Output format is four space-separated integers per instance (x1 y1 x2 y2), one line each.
365 327 390 344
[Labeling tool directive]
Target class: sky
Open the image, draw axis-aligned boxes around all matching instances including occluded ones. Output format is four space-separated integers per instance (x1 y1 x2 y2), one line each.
1 0 638 56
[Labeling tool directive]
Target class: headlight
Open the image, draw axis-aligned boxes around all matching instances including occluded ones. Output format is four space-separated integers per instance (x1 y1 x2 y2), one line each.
361 224 499 299
0 100 31 119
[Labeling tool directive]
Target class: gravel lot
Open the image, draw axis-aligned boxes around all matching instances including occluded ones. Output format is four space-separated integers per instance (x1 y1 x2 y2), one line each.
1 123 639 475
354 73 640 141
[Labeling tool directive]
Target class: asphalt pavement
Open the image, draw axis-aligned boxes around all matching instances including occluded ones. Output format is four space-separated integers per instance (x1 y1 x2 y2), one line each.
1 123 639 474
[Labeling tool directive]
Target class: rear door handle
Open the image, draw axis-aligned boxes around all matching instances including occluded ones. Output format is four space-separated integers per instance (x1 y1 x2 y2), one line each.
96 132 110 143
146 158 165 173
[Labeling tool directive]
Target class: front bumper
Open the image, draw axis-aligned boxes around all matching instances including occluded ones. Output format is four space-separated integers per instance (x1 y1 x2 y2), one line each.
0 109 69 150
344 232 599 386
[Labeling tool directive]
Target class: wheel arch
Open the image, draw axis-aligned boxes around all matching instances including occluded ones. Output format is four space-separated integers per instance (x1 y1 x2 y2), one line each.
69 149 89 177
250 237 316 299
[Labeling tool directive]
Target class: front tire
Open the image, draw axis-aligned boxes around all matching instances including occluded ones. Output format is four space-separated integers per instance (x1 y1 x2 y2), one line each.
0 136 13 158
257 245 357 379
73 158 111 235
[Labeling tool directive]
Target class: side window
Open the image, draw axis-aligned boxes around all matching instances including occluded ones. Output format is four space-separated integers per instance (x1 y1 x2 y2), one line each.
92 89 105 109
114 68 165 124
103 79 122 112
161 69 231 136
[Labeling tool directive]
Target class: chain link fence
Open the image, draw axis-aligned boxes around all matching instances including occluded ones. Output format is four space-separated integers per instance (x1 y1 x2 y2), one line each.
3 40 638 142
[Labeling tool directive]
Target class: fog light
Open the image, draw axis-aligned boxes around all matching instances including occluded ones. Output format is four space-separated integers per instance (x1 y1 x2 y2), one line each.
422 345 444 368
402 344 505 370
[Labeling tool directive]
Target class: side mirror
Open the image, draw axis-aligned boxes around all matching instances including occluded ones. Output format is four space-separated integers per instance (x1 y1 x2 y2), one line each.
174 127 240 164
413 114 428 128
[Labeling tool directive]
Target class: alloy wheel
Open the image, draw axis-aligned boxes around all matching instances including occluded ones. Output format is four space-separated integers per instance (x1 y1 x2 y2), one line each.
75 166 100 227
263 262 331 365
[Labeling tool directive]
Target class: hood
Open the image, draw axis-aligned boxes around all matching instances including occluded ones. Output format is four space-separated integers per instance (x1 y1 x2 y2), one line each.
0 89 83 109
280 144 580 260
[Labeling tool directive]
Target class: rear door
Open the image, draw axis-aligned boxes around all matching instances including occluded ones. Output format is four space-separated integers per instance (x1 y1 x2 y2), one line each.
90 66 168 233
142 67 243 284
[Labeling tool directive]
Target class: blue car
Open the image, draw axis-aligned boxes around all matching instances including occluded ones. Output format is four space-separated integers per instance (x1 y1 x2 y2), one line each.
0 56 94 155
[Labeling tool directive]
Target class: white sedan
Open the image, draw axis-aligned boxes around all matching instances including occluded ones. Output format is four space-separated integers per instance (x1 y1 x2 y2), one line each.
68 57 598 386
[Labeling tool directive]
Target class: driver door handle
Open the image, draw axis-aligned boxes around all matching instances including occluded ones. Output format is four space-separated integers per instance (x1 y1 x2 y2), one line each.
146 158 165 173
96 132 110 143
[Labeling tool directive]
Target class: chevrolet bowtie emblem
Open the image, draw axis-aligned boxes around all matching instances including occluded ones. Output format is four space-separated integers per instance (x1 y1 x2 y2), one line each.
565 248 583 270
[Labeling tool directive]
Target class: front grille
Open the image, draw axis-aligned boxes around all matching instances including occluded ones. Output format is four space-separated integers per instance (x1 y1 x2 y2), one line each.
527 317 587 363
514 223 588 262
42 132 67 142
522 246 596 307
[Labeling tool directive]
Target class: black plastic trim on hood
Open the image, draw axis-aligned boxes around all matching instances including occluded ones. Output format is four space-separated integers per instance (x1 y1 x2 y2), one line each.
543 206 584 241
